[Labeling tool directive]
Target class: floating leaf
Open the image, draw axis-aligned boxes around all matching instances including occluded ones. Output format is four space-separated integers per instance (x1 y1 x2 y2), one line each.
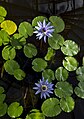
41 98 61 117
32 58 47 72
0 6 7 23
0 87 6 103
60 96 75 112
0 16 5 23
76 66 84 82
24 43 37 58
14 69 26 80
61 40 79 56
48 33 64 50
74 81 84 99
0 103 7 117
0 30 10 46
2 46 16 60
63 57 78 71
25 115 31 119
7 102 23 118
55 67 69 81
0 86 5 94
42 69 55 82
18 22 33 38
32 16 48 26
4 60 20 75
11 33 26 49
1 20 17 35
44 47 55 61
54 82 73 98
49 16 65 33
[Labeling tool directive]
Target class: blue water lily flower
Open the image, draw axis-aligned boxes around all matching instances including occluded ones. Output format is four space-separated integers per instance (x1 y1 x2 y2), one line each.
33 77 54 99
33 19 54 43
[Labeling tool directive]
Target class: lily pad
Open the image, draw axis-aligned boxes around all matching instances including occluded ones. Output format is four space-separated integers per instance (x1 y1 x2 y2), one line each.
0 103 8 117
14 69 26 80
55 67 69 81
18 22 33 38
63 57 78 71
0 6 7 23
0 30 10 46
74 81 84 99
41 98 61 117
48 33 64 50
54 81 73 98
32 58 47 72
4 60 20 75
32 16 48 26
60 96 75 112
24 43 37 58
49 16 65 33
11 33 26 49
1 20 17 35
7 102 23 118
61 40 79 56
42 69 55 82
44 47 55 61
2 46 16 60
0 87 6 103
76 66 84 82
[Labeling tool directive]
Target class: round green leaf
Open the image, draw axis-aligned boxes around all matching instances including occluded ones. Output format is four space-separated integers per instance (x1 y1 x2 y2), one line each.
32 58 47 72
4 60 20 75
55 67 69 81
2 46 16 60
18 22 33 38
1 20 17 35
11 33 26 49
61 40 79 56
7 102 23 118
41 98 61 117
0 103 7 117
0 6 7 17
76 66 84 82
60 96 75 112
54 82 73 98
0 16 5 23
49 16 65 33
44 47 55 61
14 69 26 80
63 57 78 71
0 30 10 46
0 86 5 94
24 43 37 58
42 69 55 82
29 112 45 119
32 16 48 26
48 33 64 50
0 87 6 103
74 81 84 99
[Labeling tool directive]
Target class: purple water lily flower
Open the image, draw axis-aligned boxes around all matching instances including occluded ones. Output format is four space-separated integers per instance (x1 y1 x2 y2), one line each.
33 19 54 43
33 77 54 99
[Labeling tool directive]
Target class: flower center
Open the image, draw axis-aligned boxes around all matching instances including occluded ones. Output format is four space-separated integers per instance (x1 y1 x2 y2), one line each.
41 85 48 91
42 28 46 33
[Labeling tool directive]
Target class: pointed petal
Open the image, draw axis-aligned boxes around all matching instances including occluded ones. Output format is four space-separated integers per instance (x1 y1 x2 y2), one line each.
35 26 40 30
35 90 41 94
44 36 46 43
43 19 46 27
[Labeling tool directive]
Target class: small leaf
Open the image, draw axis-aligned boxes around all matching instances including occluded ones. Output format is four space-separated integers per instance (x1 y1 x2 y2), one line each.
55 67 69 81
14 69 26 80
49 16 65 33
18 22 33 38
74 81 84 99
60 96 75 112
42 69 55 82
32 58 47 72
32 16 48 26
61 40 80 56
54 81 73 98
0 16 5 23
29 111 45 119
76 66 84 82
0 86 5 94
4 60 20 75
24 43 37 58
44 47 55 61
1 20 17 35
25 115 31 119
0 103 7 117
7 102 23 118
63 57 78 71
2 46 16 60
48 33 64 50
41 98 61 117
0 6 7 17
0 87 6 103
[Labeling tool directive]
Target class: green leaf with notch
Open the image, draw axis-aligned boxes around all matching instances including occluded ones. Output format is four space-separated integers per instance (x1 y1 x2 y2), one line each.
0 103 7 117
76 66 84 82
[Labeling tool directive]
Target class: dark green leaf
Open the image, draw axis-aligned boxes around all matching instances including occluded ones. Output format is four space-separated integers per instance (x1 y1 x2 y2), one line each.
0 103 7 117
